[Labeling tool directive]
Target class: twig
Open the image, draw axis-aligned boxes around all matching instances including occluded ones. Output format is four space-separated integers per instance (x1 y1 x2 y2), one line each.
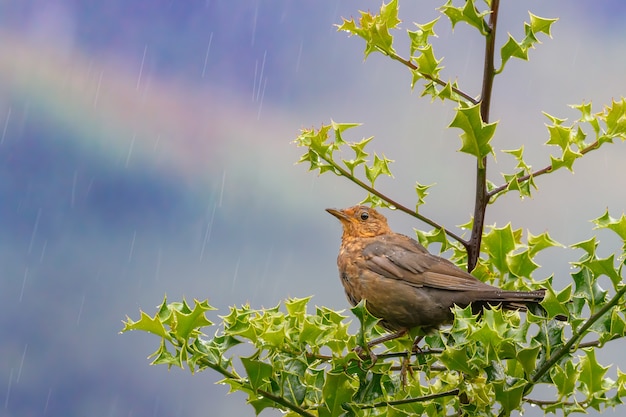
196 356 316 417
523 397 578 407
467 0 499 271
385 52 478 105
525 284 626 391
357 388 460 409
487 137 605 199
321 153 469 247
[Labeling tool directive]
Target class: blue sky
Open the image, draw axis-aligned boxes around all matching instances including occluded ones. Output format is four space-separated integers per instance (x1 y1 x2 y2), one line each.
1 1 625 416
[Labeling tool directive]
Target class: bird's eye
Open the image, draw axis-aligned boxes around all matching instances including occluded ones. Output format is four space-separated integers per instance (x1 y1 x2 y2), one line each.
359 211 369 221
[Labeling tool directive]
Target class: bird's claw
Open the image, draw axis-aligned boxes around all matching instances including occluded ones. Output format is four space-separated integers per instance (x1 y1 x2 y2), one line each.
400 354 414 387
353 345 378 368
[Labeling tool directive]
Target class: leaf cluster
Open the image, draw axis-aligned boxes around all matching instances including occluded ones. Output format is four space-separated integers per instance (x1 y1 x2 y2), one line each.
122 226 626 416
124 1 626 416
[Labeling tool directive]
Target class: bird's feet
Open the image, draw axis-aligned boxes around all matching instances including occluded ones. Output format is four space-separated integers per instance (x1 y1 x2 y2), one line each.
353 345 378 368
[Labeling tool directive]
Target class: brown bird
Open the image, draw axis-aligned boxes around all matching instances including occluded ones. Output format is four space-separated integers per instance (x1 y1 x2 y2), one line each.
326 205 547 335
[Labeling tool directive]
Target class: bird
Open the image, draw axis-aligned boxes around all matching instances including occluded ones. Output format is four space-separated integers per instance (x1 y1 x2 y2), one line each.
326 205 548 336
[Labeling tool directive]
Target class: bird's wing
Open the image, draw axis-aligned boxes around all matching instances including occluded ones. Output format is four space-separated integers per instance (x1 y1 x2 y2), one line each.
362 234 493 291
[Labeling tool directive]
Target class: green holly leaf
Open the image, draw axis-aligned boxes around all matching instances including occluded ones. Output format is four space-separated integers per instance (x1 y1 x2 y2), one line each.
579 349 609 396
546 123 571 150
500 34 528 66
585 255 622 290
449 103 497 166
358 193 392 209
540 282 572 320
572 101 600 136
343 136 372 175
494 379 525 415
572 268 608 313
528 231 564 257
529 13 557 36
603 98 626 137
284 296 311 317
440 0 489 35
415 181 435 209
408 18 439 55
516 345 541 377
482 224 522 274
550 360 579 398
351 300 380 348
440 345 476 376
241 355 274 391
592 209 626 241
415 226 453 253
319 372 358 417
336 0 399 59
121 302 170 340
498 13 557 73
507 249 539 278
149 339 182 368
572 236 598 259
364 153 394 185
171 299 215 340
549 146 582 172
413 44 442 78
502 146 531 171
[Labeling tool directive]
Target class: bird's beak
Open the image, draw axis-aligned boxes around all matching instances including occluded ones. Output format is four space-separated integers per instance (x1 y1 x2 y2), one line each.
326 208 349 222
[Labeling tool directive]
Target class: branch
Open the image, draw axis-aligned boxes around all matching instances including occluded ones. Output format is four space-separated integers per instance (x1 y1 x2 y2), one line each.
467 0 499 271
526 283 626 391
384 51 478 105
487 136 608 199
357 388 460 409
195 356 316 417
320 153 469 247
523 397 578 407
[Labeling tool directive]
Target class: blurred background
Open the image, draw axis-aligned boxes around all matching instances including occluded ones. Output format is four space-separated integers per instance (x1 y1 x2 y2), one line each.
1 1 625 416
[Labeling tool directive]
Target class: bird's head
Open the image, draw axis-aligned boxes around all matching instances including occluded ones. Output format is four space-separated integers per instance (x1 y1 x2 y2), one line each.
326 205 392 238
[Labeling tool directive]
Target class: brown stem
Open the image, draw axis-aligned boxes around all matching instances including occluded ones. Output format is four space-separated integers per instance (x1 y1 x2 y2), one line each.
487 137 604 199
385 52 478 105
322 153 469 247
525 283 626 392
357 389 460 409
467 0 499 271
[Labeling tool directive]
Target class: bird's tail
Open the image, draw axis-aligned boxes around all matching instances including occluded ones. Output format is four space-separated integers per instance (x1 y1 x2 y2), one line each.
470 288 566 321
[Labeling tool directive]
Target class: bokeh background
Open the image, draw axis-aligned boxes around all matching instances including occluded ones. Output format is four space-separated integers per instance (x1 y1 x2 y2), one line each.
1 1 625 416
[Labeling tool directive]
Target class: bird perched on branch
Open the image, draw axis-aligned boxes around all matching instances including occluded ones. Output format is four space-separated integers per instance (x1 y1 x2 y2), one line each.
326 205 547 336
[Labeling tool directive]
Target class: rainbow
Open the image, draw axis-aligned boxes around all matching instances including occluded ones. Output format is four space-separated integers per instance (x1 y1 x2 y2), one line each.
0 29 297 187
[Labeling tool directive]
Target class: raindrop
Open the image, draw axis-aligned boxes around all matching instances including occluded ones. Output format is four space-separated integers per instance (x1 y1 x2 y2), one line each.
201 32 214 78
257 77 267 120
28 208 42 255
255 50 267 102
0 106 11 145
218 170 226 207
76 293 85 326
39 240 47 263
136 44 148 90
231 257 240 291
71 170 78 209
19 268 28 303
16 344 27 383
155 248 162 281
128 230 137 263
93 70 103 108
152 396 160 417
4 368 13 409
43 388 52 415
295 40 303 73
125 133 136 168
200 203 216 261
251 1 259 46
